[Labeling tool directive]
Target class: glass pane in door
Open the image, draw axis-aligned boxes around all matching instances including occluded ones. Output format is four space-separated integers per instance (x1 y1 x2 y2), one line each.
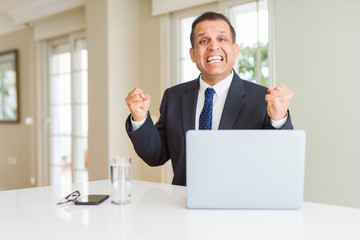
49 42 72 185
73 137 88 183
73 38 88 183
179 16 200 83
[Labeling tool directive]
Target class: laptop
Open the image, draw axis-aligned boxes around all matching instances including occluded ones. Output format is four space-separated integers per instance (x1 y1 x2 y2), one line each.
186 130 306 209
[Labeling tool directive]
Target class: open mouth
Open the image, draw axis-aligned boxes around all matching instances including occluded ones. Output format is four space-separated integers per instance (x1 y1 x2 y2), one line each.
206 55 223 64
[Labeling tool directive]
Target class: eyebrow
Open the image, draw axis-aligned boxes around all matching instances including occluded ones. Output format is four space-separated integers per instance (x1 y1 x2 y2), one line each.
197 30 228 37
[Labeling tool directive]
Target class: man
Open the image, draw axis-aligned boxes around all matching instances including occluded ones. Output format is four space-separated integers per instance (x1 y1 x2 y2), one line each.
125 12 293 186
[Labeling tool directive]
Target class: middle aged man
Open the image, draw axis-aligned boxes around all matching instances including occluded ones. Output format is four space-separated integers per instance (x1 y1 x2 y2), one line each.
125 11 293 186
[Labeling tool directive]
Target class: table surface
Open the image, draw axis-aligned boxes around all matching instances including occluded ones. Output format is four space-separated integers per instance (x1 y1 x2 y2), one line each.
1 180 360 240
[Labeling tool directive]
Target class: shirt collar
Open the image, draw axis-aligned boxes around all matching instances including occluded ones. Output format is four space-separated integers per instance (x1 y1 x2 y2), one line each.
199 70 234 96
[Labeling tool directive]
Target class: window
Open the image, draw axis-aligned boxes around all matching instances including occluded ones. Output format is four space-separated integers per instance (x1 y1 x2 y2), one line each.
46 32 88 185
179 16 200 83
229 0 269 86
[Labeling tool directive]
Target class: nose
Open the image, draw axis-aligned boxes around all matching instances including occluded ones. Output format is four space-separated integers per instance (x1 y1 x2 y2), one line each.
209 41 220 51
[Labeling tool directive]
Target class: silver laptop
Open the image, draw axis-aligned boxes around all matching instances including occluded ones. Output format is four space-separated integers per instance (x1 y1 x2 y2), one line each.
186 130 306 209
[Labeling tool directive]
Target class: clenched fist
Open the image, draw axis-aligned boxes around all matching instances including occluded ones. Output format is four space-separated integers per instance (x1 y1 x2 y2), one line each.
265 84 293 121
125 88 151 122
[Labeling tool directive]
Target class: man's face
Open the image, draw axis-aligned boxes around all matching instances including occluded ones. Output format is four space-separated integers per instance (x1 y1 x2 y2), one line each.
190 20 239 85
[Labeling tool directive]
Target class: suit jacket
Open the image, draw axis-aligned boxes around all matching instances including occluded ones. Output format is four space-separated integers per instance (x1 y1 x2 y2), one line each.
126 73 293 186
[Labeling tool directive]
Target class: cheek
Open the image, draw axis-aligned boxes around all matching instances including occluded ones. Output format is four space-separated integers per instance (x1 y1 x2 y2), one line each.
227 46 238 61
195 49 205 62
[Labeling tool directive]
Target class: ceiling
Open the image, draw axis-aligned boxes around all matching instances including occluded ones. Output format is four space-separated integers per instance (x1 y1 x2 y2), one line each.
0 0 84 36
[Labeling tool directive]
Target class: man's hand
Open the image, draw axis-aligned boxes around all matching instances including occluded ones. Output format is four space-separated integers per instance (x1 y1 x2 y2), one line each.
125 88 151 122
265 84 293 121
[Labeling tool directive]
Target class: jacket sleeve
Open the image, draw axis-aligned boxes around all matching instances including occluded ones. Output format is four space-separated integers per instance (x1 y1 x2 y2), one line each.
125 113 170 166
125 90 171 166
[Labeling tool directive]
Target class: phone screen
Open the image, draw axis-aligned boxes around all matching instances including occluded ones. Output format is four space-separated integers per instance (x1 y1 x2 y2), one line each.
75 195 109 205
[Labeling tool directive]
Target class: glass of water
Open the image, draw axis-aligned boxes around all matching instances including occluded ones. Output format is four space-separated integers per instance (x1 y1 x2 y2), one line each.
109 156 131 205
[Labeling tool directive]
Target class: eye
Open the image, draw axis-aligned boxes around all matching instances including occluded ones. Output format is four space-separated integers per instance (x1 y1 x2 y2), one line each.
199 39 208 44
219 37 226 42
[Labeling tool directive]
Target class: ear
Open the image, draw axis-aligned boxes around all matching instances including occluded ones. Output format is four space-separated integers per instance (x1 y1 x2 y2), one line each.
233 43 239 58
189 48 196 63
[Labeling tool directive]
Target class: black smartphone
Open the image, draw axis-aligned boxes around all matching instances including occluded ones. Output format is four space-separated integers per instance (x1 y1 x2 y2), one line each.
75 194 109 205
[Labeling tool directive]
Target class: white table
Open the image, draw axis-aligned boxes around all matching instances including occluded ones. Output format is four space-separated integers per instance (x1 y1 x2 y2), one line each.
1 180 360 240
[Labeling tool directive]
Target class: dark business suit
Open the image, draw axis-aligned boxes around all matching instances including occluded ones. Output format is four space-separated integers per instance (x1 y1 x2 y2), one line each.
126 73 293 186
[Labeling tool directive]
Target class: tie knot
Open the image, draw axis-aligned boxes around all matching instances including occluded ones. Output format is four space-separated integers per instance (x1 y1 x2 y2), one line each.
205 87 215 99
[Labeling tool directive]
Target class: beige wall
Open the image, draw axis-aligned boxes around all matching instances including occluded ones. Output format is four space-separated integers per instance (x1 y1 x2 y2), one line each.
138 0 165 183
86 0 145 182
86 0 169 184
274 0 360 208
85 0 110 181
0 28 36 190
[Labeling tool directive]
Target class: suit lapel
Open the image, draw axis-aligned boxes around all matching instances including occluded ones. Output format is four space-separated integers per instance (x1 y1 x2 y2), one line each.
219 74 246 129
181 80 199 132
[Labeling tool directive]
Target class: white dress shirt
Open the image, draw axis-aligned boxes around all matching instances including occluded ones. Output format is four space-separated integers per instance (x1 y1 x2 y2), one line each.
131 71 287 130
195 72 233 130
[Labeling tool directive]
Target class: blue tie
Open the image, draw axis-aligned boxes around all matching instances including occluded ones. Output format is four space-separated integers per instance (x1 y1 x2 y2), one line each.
199 88 215 130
